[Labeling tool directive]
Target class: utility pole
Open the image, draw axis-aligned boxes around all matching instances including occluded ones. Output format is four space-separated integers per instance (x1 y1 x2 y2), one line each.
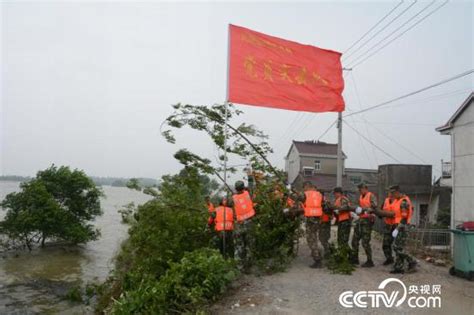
336 112 343 187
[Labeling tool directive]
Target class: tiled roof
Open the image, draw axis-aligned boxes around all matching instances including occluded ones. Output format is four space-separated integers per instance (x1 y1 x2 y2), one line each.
292 140 346 157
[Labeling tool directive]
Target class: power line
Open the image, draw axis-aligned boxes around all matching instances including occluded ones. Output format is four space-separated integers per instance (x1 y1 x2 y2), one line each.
344 69 474 117
350 72 379 166
345 0 436 67
343 0 404 55
350 0 449 68
343 120 403 163
317 119 338 142
342 0 418 61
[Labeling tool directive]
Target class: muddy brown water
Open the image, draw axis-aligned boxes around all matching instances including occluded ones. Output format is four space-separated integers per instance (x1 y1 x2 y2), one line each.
0 181 152 314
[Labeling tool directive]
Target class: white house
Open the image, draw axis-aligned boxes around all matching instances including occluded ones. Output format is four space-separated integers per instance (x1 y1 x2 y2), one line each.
436 92 474 226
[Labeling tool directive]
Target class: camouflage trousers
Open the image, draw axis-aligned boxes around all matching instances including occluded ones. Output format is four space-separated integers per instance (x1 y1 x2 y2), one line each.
306 217 322 262
234 219 254 268
337 220 351 250
319 221 331 258
393 227 415 271
382 224 396 260
351 219 373 261
212 231 234 258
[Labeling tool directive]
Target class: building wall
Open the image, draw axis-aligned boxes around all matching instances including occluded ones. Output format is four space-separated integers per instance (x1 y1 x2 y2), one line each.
451 100 474 225
299 155 341 175
286 145 301 184
345 169 378 192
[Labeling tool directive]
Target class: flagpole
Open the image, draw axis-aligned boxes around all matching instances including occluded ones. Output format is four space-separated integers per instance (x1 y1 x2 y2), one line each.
336 112 343 187
222 25 231 258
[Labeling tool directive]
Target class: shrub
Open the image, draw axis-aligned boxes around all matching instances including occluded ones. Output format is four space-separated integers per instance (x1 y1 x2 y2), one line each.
112 248 238 314
250 181 302 273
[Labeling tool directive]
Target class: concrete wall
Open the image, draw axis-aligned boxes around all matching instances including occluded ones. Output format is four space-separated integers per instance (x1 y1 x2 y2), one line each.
299 155 341 175
377 164 432 199
451 100 474 225
286 145 301 184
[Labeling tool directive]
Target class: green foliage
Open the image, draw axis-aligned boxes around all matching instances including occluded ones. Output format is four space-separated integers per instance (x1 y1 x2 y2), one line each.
436 207 451 229
96 168 216 313
0 165 103 249
250 181 302 273
126 178 141 191
112 248 238 314
326 244 355 275
65 286 83 303
142 187 159 197
118 202 136 224
161 103 276 181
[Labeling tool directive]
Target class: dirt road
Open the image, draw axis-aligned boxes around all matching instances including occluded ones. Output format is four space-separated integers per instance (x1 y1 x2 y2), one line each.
212 227 474 315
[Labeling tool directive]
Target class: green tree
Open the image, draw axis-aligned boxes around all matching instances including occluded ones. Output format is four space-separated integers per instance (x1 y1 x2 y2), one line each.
0 165 103 249
126 178 141 191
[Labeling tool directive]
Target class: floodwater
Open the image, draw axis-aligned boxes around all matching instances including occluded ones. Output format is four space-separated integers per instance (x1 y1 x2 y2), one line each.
0 181 152 314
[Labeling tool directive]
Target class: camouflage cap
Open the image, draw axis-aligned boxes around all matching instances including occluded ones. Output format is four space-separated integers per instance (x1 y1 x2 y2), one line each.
234 180 245 191
389 184 400 192
333 186 343 193
357 182 368 189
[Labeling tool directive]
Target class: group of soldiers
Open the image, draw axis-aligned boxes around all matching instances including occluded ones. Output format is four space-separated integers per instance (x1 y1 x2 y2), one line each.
206 178 417 274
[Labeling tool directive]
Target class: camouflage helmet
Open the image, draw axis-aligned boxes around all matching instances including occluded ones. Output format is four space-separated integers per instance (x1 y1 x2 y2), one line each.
234 180 245 191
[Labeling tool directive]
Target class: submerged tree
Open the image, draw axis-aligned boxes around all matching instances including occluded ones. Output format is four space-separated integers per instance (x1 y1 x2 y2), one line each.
0 165 103 249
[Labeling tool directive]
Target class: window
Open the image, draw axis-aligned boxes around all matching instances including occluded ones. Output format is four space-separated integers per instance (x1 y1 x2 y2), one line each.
314 160 321 171
349 176 362 185
303 167 313 177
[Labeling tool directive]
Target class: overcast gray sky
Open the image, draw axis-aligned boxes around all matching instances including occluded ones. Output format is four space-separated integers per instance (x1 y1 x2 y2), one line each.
1 0 473 180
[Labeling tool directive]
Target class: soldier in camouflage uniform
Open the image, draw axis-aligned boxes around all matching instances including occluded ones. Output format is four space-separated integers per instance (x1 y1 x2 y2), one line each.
332 187 352 250
351 183 377 267
390 185 417 274
319 195 332 259
301 182 325 268
232 180 256 270
381 192 396 265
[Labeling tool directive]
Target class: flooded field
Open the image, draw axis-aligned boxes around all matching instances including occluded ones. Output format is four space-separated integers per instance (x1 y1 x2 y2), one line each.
0 181 152 314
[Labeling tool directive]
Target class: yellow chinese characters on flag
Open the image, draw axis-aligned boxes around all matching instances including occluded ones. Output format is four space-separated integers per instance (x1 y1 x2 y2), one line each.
228 24 345 113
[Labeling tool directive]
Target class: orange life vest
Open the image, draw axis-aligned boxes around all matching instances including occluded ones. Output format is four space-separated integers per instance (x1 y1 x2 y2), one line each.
207 202 215 213
382 198 396 225
303 190 323 217
358 192 374 219
335 196 351 222
393 195 413 224
214 206 234 231
232 190 256 222
321 212 331 223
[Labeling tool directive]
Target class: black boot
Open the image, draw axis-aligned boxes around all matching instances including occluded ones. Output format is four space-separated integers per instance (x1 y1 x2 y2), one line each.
407 261 418 273
361 260 374 268
383 258 394 266
310 260 322 268
350 256 360 265
390 269 404 274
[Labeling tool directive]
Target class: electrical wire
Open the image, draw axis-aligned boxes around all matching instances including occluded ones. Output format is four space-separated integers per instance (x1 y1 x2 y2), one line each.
343 119 403 163
350 0 449 68
343 0 405 55
350 72 379 166
342 0 418 61
344 69 474 117
345 0 436 66
317 119 338 142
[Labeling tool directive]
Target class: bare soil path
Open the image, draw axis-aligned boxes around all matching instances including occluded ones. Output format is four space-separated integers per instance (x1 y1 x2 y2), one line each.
211 228 474 315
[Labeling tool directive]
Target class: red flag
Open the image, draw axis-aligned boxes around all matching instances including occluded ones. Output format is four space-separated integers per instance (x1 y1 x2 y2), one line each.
228 25 345 113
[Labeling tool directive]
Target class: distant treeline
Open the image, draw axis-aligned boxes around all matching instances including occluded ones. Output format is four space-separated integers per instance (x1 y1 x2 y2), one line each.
93 177 159 188
0 175 159 188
